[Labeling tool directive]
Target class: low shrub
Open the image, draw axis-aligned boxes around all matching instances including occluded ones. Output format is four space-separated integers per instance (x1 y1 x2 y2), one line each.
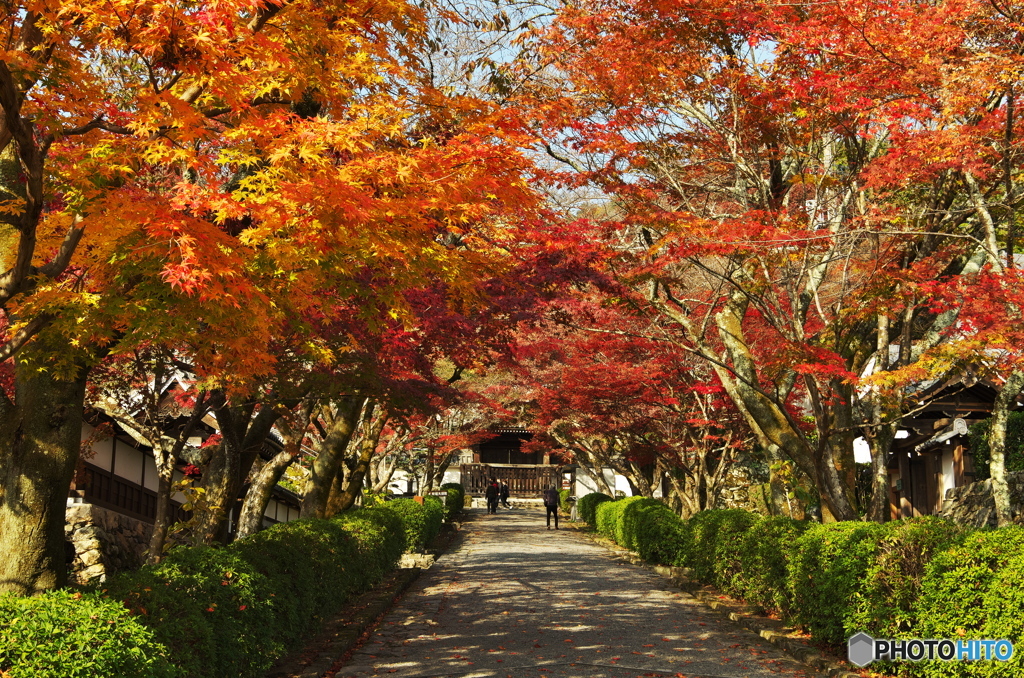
439 483 465 521
423 496 445 544
708 509 760 595
381 497 444 552
0 590 179 678
330 508 406 588
630 502 691 566
912 527 1024 678
101 507 405 678
559 488 572 510
847 516 967 640
735 515 809 617
788 521 885 646
618 497 666 551
577 492 613 526
105 545 280 678
685 509 753 585
594 497 626 539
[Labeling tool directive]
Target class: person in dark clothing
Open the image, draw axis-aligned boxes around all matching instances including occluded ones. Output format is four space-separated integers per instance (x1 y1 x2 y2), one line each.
485 478 500 514
499 480 511 509
542 485 560 529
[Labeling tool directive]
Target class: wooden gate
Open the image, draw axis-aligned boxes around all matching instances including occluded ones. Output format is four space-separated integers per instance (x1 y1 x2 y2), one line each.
460 464 570 497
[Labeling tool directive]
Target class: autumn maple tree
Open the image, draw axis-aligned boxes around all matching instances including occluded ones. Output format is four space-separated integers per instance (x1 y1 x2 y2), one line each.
505 0 1024 522
0 0 542 594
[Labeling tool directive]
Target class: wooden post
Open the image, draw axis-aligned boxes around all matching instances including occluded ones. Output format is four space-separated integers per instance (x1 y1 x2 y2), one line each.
898 450 913 518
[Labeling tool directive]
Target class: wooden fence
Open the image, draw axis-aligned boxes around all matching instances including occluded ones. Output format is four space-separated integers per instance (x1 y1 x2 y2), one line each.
460 464 570 496
75 463 188 524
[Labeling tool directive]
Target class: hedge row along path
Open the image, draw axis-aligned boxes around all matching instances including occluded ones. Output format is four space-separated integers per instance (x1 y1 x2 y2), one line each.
334 508 824 678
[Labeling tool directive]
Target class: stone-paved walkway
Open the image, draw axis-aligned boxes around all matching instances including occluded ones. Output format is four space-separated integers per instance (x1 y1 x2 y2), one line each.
335 508 824 678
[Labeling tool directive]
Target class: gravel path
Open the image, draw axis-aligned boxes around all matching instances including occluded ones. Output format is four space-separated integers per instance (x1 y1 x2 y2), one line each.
335 508 823 678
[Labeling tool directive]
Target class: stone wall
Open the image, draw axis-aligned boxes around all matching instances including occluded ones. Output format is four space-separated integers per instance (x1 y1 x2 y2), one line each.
714 454 772 514
938 471 1024 528
65 502 152 585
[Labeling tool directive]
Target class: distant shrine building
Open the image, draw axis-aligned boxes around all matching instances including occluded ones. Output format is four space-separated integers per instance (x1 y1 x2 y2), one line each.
458 426 574 497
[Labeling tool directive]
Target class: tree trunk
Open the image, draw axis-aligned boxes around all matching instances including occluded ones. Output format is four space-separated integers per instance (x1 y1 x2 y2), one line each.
329 405 387 514
711 288 858 521
235 446 297 539
433 450 455 487
423 450 435 493
988 370 1024 526
301 395 364 518
371 455 398 493
147 473 174 563
0 359 88 595
195 440 237 543
865 424 896 523
863 312 896 523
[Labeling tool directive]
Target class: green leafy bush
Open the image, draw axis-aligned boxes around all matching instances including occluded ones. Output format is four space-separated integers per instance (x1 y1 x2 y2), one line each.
423 495 445 544
708 509 759 594
439 483 465 521
685 509 753 584
381 497 444 552
105 546 280 678
329 508 406 589
912 527 1024 678
630 502 691 566
848 516 966 640
788 521 885 645
617 497 666 551
100 507 404 678
577 492 613 526
735 515 809 617
595 496 625 539
559 488 572 510
0 590 179 678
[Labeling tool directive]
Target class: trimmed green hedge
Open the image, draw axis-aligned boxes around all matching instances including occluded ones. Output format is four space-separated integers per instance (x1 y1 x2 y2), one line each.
559 488 572 510
735 515 808 617
381 497 445 553
594 496 626 540
0 590 179 678
685 509 757 587
849 517 967 640
89 507 402 678
913 527 1024 677
789 521 886 645
582 501 1024 672
631 501 691 567
617 497 666 551
439 483 465 521
2 504 415 678
577 492 613 526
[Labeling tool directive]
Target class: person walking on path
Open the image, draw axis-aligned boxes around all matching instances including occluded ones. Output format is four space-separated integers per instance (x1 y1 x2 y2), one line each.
485 478 500 514
542 484 560 529
499 480 511 509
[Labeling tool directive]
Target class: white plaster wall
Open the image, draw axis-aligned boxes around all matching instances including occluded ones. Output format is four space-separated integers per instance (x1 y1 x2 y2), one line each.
574 467 633 497
942 449 955 497
113 445 145 486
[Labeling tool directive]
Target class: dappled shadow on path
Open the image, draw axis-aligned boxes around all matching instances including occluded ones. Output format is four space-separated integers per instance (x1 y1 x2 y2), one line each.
334 510 820 678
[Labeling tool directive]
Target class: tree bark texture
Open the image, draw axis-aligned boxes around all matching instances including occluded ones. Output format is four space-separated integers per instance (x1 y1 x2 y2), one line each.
193 398 283 544
329 404 388 514
0 359 87 595
988 370 1024 527
235 445 297 539
301 395 364 519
